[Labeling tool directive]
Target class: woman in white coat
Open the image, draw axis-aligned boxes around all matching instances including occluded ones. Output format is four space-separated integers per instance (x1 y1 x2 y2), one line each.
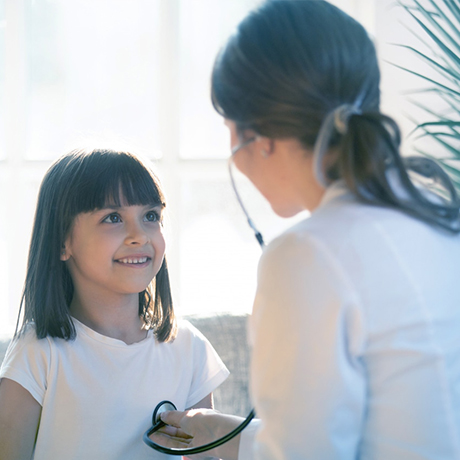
153 1 460 459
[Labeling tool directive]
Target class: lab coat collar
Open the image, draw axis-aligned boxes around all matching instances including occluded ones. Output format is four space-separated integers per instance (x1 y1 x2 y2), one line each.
316 180 352 210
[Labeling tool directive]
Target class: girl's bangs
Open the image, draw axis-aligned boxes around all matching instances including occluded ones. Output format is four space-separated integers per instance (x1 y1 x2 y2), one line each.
69 152 164 215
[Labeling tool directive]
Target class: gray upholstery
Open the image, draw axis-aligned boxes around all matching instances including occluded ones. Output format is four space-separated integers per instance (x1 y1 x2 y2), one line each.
0 314 251 417
186 314 251 416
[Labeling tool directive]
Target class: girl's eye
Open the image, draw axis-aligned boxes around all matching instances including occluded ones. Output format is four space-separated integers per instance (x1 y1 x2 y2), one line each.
103 213 122 224
145 210 160 222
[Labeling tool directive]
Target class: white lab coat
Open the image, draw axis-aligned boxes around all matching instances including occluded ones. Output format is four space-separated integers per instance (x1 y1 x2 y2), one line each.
239 181 460 459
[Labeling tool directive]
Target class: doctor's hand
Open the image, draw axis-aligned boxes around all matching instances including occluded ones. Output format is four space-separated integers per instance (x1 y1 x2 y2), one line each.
149 408 244 460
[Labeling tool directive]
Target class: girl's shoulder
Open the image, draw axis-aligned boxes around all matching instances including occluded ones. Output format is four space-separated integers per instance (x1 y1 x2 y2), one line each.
172 319 210 346
3 323 52 364
0 323 52 405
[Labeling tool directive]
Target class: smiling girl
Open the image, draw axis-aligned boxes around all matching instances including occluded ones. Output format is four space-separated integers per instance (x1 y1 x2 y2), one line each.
0 149 229 460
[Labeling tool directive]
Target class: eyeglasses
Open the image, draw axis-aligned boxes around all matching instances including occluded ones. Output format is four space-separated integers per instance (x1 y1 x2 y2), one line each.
228 137 265 249
230 137 257 156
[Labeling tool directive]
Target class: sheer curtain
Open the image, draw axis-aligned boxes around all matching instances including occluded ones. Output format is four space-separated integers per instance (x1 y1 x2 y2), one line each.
1 0 398 337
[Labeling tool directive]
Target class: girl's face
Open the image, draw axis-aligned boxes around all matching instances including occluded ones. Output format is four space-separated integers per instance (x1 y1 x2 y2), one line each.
62 199 165 302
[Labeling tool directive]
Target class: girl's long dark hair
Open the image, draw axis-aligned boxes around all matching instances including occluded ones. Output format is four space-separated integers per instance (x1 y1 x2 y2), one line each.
211 0 460 232
18 149 176 342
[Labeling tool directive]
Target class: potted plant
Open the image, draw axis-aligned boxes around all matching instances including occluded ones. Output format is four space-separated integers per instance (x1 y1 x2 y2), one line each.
395 0 460 189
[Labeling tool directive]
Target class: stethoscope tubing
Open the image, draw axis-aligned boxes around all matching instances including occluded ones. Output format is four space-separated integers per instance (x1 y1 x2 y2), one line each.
143 145 264 455
228 154 265 249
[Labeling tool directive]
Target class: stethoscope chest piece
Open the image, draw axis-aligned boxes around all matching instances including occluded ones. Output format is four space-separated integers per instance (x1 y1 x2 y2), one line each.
152 400 177 426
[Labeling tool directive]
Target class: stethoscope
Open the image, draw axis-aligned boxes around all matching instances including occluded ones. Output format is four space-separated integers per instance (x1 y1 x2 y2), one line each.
143 137 263 455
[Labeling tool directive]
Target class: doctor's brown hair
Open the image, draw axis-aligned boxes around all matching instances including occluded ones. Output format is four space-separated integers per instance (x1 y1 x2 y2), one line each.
212 0 460 232
17 149 176 342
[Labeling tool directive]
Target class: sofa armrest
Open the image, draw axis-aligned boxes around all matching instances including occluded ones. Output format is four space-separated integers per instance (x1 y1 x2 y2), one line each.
185 314 251 417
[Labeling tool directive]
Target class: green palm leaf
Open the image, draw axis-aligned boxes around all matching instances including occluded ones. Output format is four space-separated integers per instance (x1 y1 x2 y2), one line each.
398 0 460 179
392 44 460 81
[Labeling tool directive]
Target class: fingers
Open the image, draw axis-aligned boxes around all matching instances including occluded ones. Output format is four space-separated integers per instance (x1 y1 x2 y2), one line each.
160 410 188 429
157 423 193 440
148 431 192 449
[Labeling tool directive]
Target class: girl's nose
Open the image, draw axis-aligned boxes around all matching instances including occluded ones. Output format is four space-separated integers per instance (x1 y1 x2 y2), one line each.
125 222 149 245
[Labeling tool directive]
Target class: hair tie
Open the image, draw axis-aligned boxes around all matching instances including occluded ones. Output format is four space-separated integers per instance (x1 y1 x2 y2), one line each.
313 102 362 188
334 104 362 135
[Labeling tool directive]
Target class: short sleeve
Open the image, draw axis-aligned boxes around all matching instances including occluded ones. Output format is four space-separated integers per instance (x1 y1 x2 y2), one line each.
181 321 230 408
247 231 366 460
0 325 50 405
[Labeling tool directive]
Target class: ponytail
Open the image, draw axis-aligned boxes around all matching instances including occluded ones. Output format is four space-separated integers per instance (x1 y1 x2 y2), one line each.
327 110 460 233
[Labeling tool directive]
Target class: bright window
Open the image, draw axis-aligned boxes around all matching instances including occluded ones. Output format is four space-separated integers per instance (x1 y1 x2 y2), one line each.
0 0 387 337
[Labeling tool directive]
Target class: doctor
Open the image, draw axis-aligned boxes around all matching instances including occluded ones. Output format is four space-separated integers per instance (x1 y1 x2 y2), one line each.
153 1 460 459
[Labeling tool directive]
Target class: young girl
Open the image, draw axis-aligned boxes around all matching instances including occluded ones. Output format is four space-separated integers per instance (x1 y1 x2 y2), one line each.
0 148 229 459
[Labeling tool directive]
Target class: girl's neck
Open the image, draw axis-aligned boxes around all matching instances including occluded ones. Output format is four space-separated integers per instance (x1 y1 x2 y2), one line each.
69 292 147 345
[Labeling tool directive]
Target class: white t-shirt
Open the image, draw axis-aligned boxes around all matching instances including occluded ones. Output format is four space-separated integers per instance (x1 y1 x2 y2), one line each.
239 182 460 460
0 318 229 460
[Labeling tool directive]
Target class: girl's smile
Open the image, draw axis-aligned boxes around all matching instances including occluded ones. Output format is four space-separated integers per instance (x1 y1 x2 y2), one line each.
115 255 150 265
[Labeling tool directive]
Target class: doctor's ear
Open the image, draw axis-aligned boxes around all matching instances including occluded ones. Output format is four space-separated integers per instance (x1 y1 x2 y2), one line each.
255 136 274 158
